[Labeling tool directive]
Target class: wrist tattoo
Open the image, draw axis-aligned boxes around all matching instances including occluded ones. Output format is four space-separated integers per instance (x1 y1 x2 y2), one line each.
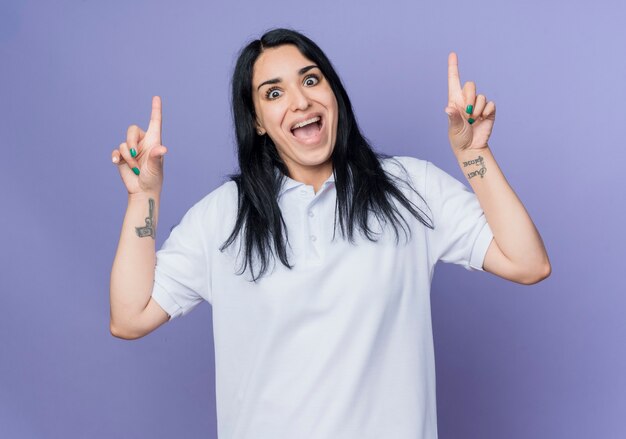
135 198 155 239
462 155 487 179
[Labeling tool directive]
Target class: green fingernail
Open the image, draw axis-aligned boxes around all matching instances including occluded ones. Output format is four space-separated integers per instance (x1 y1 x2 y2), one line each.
466 105 473 114
130 148 137 158
468 118 475 124
132 167 140 176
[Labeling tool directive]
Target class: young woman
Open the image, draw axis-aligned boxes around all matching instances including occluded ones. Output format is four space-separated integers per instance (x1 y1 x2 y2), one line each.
110 28 550 438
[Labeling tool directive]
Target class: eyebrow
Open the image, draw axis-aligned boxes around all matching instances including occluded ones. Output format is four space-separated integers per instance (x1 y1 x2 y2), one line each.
256 65 319 91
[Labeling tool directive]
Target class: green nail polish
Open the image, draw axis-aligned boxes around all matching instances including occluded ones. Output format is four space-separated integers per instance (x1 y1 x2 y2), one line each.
466 104 473 114
468 118 475 124
132 167 140 176
130 148 137 158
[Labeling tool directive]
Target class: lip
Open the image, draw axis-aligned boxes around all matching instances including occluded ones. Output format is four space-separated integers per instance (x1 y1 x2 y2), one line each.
289 112 324 131
287 112 325 145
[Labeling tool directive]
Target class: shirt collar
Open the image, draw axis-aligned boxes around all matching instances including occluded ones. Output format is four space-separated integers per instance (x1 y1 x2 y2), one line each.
277 169 336 197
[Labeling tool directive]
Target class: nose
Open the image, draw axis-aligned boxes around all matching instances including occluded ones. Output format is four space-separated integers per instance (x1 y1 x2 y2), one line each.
289 87 311 112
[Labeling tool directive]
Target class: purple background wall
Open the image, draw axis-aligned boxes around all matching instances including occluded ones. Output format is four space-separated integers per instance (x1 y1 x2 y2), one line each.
1 0 624 437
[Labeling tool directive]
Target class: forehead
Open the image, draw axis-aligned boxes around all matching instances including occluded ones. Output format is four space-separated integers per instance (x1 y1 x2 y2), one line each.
252 44 315 85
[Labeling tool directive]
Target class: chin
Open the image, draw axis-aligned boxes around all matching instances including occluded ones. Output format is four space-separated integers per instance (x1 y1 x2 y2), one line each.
291 145 333 167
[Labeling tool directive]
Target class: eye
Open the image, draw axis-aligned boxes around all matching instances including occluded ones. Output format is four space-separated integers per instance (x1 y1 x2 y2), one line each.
304 74 320 86
265 87 282 100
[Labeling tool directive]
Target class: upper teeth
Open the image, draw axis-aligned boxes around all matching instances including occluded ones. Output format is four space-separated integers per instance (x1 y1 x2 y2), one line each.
292 116 320 130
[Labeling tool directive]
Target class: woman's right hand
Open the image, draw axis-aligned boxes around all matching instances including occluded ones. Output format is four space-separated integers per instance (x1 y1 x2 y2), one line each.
112 96 168 195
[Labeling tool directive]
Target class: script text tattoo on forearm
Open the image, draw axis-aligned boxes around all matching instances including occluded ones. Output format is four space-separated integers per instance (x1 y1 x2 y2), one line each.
463 155 487 179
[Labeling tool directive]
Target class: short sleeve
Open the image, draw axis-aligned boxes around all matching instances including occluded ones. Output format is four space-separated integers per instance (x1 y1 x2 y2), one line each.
425 161 494 271
151 202 210 320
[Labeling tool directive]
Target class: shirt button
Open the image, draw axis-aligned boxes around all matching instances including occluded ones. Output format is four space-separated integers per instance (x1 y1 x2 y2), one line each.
300 189 307 196
310 235 317 242
308 211 314 218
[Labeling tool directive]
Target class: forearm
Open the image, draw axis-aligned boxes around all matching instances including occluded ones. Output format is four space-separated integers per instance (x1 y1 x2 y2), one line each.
454 146 549 271
110 191 160 333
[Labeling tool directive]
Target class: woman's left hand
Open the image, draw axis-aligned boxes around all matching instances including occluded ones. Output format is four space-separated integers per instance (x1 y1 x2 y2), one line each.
446 52 496 152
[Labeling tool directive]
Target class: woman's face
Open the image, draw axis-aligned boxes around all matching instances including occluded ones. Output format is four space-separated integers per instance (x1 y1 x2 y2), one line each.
251 44 338 182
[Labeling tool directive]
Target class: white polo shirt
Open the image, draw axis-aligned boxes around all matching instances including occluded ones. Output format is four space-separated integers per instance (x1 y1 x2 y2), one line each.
151 156 494 439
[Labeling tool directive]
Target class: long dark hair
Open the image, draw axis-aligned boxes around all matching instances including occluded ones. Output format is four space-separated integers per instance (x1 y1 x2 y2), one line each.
221 28 433 281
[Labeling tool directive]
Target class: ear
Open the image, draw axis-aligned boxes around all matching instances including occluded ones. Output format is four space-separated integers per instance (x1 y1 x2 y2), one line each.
255 119 266 136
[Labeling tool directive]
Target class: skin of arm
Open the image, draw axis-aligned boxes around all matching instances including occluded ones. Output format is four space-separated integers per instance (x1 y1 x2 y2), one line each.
445 52 550 285
454 146 551 284
109 192 169 339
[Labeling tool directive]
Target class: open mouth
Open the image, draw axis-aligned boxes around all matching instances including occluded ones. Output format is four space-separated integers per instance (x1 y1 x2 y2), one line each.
290 116 323 143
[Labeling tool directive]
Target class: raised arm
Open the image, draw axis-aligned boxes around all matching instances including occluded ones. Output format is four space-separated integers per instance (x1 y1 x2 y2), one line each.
109 96 171 339
444 53 551 284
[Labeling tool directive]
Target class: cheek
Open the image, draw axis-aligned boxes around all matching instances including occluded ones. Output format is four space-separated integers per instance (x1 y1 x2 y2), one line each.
323 93 339 124
263 106 288 133
329 97 339 130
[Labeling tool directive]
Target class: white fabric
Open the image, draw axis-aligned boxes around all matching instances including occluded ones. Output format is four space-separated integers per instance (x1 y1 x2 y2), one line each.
151 156 494 439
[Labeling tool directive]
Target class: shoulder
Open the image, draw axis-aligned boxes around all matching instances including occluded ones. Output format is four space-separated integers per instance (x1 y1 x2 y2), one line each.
380 155 474 213
178 180 239 231
195 179 237 207
380 155 428 173
380 155 430 192
383 156 468 193
381 155 429 179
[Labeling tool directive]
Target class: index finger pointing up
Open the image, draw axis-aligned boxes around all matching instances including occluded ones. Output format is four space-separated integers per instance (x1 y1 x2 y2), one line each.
147 95 162 141
448 52 462 100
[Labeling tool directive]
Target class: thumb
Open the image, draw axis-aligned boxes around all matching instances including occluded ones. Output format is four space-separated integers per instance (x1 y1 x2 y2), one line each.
149 145 167 159
445 106 465 134
146 145 167 172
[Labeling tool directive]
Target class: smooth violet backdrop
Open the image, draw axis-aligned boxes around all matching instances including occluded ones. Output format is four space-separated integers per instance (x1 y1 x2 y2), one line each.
1 0 624 438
